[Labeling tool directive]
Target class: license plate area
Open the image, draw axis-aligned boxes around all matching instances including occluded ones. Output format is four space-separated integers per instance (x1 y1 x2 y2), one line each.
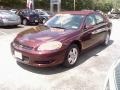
14 51 22 60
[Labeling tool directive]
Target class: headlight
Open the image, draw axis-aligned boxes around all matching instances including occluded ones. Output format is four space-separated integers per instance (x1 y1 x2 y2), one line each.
37 41 62 51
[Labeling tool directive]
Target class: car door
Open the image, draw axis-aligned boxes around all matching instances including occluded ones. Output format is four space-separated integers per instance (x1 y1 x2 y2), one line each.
93 13 108 42
81 14 97 50
81 13 108 50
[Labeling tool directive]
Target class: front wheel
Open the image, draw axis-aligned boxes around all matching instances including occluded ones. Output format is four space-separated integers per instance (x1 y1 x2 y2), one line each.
63 44 79 67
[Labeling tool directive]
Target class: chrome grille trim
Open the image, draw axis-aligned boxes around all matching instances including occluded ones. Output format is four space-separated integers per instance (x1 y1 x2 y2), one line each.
14 41 33 50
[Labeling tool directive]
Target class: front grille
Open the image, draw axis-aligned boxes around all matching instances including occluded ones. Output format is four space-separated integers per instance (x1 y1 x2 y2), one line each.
34 60 55 64
22 45 33 50
14 41 33 50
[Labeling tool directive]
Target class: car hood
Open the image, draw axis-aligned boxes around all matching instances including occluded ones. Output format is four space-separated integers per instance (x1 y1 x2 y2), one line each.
15 25 76 48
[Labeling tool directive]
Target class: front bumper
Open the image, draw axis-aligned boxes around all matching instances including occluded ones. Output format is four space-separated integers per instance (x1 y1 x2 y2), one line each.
11 43 66 67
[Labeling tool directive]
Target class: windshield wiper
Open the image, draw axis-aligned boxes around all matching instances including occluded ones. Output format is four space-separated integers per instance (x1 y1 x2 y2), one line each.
51 26 66 29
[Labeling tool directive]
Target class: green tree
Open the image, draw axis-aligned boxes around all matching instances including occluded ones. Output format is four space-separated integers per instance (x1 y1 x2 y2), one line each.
0 0 118 12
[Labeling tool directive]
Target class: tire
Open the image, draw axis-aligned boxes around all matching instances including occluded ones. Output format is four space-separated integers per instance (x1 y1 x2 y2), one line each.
103 32 110 46
63 44 79 67
22 19 28 25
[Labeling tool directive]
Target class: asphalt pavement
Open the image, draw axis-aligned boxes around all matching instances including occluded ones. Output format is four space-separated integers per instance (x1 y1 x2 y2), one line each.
0 20 120 90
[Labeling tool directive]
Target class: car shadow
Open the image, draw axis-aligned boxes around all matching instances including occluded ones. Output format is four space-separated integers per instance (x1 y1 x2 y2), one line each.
0 25 24 29
17 40 114 75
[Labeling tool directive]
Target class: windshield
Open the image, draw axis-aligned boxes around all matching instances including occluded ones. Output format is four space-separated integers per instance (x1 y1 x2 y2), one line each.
45 14 85 29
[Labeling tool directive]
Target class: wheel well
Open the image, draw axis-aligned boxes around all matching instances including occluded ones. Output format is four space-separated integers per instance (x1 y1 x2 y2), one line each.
70 40 82 51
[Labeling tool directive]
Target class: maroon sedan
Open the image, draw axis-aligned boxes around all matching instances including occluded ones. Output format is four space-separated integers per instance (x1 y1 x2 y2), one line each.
11 10 112 67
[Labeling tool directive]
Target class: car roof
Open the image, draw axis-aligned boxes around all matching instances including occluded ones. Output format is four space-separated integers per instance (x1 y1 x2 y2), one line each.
60 10 95 15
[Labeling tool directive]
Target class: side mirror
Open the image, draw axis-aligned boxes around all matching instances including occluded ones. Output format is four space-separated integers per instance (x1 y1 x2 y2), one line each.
84 24 93 30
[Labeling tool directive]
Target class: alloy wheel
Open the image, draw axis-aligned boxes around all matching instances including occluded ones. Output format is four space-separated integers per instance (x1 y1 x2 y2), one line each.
68 48 78 65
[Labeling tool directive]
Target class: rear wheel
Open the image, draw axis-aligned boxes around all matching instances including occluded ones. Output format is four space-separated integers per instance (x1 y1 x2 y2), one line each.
63 44 79 67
